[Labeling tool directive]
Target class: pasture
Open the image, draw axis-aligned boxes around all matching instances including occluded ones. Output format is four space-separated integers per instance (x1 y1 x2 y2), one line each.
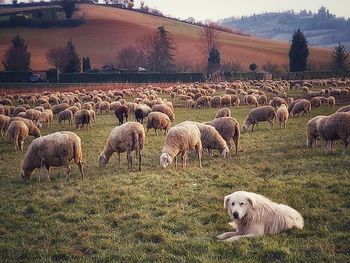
0 91 349 262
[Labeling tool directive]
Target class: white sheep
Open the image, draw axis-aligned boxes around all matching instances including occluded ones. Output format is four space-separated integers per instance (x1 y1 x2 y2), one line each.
276 104 289 129
99 122 145 172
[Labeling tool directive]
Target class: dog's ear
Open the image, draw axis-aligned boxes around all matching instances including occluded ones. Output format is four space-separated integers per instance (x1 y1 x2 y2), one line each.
247 196 256 208
223 195 230 209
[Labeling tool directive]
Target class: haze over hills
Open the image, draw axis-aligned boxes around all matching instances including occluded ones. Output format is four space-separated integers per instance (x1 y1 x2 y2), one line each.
0 4 332 71
221 7 350 49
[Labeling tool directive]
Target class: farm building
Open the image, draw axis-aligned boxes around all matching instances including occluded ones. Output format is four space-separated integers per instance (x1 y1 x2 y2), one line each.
110 0 134 8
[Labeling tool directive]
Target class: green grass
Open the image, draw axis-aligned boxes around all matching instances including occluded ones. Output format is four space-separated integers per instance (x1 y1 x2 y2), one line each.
0 97 350 262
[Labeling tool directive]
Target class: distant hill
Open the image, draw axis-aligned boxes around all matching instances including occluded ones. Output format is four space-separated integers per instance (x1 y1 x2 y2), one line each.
221 7 350 50
0 4 331 71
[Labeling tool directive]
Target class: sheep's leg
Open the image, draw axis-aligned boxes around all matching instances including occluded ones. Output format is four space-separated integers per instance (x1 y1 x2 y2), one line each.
196 146 202 168
20 139 24 151
181 153 185 168
174 155 178 167
342 141 348 155
127 150 132 172
65 164 72 182
208 148 212 158
116 152 120 173
77 162 84 180
45 166 51 181
251 124 254 132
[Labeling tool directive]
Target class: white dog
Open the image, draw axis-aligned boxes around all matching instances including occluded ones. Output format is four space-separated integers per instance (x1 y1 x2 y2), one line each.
217 191 304 242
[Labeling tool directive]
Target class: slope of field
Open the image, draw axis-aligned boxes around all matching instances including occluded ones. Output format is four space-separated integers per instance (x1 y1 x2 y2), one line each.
0 4 331 70
0 88 349 262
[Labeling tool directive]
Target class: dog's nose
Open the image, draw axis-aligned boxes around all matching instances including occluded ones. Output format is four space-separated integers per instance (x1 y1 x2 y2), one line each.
232 211 239 219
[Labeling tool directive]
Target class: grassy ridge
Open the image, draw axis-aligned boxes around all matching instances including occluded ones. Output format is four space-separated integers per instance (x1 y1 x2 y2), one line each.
0 98 349 262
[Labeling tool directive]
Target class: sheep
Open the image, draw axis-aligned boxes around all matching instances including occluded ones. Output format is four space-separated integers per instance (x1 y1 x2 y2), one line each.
8 117 41 138
327 96 335 107
220 95 231 107
290 99 311 117
58 109 73 126
246 95 259 107
215 108 231 119
210 96 221 108
310 97 322 109
306 116 326 147
115 105 129 125
24 109 42 123
75 109 91 130
134 104 152 124
160 122 202 169
317 112 350 154
12 106 26 117
269 97 287 108
152 104 175 121
205 117 240 155
99 122 145 172
89 109 96 124
276 104 289 129
0 115 10 136
146 111 171 135
243 106 276 131
99 101 110 114
52 103 69 115
37 109 53 128
230 95 240 107
20 131 84 181
336 105 350 113
288 99 301 114
7 120 29 151
194 96 210 108
193 122 229 158
258 95 268 106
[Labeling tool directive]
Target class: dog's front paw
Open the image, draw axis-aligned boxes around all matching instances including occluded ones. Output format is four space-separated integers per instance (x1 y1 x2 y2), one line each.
217 232 235 240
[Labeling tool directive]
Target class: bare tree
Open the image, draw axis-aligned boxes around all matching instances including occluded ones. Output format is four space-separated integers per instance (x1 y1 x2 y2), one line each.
117 46 145 70
46 47 69 72
199 20 221 55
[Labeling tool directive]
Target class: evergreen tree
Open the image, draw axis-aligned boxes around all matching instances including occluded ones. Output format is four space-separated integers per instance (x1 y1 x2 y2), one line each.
207 47 220 73
60 0 76 20
82 56 91 72
156 26 175 72
249 63 257 71
331 42 349 71
64 39 81 73
2 34 31 71
289 29 309 72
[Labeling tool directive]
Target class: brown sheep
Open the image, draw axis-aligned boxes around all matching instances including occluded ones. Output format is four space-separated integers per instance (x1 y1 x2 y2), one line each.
152 104 175 121
146 111 171 135
290 99 311 117
7 120 29 151
243 106 276 131
215 108 231 119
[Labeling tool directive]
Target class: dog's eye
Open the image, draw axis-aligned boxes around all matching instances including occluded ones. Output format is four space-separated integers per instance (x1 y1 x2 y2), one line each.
231 202 235 206
240 202 244 206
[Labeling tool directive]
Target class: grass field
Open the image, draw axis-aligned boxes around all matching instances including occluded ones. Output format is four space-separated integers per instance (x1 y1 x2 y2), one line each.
0 93 350 262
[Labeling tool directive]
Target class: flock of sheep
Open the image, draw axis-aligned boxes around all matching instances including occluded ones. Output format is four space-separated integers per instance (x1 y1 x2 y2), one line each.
0 77 350 181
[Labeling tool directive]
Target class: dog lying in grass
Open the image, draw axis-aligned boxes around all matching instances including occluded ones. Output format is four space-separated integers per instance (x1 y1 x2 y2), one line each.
217 191 304 242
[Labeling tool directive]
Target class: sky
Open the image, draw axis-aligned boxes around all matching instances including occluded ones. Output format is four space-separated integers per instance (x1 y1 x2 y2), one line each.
135 0 350 21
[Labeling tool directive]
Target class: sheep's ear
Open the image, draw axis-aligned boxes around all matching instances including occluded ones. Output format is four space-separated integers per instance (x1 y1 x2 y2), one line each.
223 195 230 209
247 196 256 208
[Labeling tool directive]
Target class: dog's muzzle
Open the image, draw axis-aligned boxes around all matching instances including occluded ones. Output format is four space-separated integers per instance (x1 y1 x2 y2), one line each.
232 211 239 219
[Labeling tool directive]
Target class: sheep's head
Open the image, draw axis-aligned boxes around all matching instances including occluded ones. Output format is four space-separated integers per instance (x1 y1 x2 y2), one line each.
98 152 108 167
220 146 230 158
242 119 251 132
160 153 172 169
20 168 32 181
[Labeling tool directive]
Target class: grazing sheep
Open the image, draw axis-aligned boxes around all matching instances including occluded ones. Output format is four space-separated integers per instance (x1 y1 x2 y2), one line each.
336 105 350 113
12 106 26 117
194 96 211 108
215 108 231 119
194 122 229 158
52 103 69 115
99 101 110 114
58 109 73 126
134 104 152 124
115 105 129 125
89 110 96 124
205 117 240 155
24 109 42 123
99 122 145 172
290 99 311 117
306 116 326 147
20 131 84 181
37 109 53 129
269 97 287 108
327 96 335 107
75 109 91 130
246 95 259 107
210 96 221 108
243 106 276 131
230 95 240 107
288 99 301 114
146 111 171 135
8 117 41 138
310 97 321 109
317 112 350 154
258 95 268 106
0 115 10 136
220 95 231 107
7 120 29 151
276 104 289 129
152 104 175 121
160 122 202 169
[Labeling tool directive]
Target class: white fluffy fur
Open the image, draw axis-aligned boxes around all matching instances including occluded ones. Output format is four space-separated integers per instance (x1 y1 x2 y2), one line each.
217 191 304 242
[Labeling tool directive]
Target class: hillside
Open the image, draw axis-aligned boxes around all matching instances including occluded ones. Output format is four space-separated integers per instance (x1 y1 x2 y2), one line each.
221 7 350 50
0 4 332 71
